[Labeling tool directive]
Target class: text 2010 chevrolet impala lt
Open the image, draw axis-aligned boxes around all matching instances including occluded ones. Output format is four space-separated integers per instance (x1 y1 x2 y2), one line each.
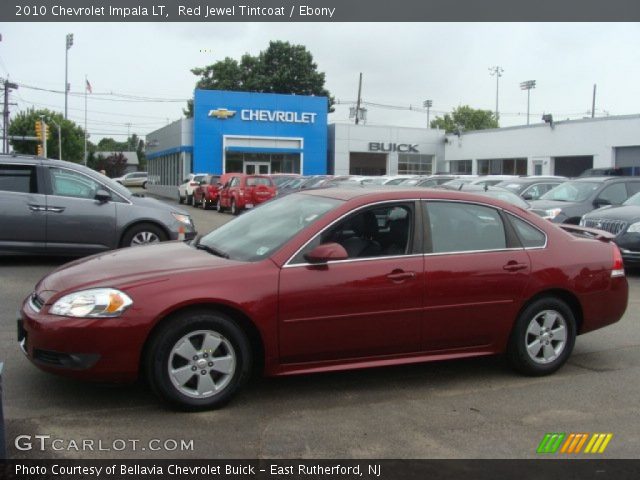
19 188 628 410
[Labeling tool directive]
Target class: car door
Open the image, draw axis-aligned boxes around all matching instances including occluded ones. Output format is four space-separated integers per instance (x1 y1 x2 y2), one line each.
43 165 117 254
278 202 424 364
421 201 531 352
0 162 47 252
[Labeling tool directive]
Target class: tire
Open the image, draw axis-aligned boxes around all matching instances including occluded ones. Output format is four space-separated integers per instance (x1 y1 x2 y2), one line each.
507 297 576 376
142 181 147 189
145 310 252 410
231 198 239 216
217 200 225 213
121 223 168 248
178 194 184 205
191 195 197 207
186 194 193 206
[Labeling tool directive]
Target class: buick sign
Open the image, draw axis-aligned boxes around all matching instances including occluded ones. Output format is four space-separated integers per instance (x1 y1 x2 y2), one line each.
369 142 419 153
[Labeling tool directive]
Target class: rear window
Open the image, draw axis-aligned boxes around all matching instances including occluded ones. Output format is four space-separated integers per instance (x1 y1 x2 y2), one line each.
0 164 37 193
246 177 273 187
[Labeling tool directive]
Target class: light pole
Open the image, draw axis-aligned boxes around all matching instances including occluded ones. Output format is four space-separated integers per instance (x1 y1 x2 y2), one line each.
489 66 504 122
65 33 73 119
49 118 62 159
423 100 433 128
520 80 536 125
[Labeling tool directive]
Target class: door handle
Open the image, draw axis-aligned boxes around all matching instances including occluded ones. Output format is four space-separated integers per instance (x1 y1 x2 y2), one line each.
503 261 528 272
47 206 66 213
387 270 416 282
28 204 46 212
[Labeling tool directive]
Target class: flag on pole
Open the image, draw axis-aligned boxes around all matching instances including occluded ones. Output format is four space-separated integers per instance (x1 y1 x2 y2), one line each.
85 79 92 94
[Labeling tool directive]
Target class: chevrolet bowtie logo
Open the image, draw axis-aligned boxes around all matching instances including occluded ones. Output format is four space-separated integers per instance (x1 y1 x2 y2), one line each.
208 108 236 119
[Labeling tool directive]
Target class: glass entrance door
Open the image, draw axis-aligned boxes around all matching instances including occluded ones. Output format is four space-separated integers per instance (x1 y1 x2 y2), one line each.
244 162 271 175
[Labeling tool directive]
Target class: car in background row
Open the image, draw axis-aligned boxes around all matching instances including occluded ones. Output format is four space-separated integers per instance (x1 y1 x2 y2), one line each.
179 173 207 205
496 176 566 201
270 174 301 189
192 174 222 209
580 167 640 177
581 191 640 266
0 155 196 255
113 171 148 188
441 175 520 190
529 176 640 224
217 174 277 215
19 186 628 410
447 184 531 209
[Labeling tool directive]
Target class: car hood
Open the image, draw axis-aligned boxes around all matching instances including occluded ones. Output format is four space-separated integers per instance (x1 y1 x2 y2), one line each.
583 205 640 222
36 241 238 298
129 194 189 215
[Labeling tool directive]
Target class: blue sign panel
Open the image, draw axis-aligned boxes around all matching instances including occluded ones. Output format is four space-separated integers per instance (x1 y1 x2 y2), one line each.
193 90 328 175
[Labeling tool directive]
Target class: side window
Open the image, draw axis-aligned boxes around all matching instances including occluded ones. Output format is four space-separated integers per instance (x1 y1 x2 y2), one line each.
0 164 37 193
49 167 102 199
290 204 414 263
627 182 640 196
229 177 239 187
523 184 543 200
598 183 627 204
508 214 546 248
425 202 506 253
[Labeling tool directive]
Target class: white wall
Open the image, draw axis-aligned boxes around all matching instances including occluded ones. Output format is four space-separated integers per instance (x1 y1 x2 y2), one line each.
444 115 640 175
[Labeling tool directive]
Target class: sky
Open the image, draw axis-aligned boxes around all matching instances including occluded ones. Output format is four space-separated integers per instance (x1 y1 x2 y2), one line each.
1 22 640 143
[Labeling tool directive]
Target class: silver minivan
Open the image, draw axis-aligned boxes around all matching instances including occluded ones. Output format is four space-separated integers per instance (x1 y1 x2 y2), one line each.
0 155 196 256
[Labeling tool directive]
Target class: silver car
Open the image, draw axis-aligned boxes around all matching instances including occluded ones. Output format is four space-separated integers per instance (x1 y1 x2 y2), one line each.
113 171 148 188
0 155 196 256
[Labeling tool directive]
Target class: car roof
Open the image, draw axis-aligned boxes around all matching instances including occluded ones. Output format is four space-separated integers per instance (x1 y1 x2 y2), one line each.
570 176 638 183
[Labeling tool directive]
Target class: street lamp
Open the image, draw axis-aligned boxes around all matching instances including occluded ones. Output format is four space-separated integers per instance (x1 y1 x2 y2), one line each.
489 66 504 122
520 80 536 125
65 33 74 119
423 100 433 128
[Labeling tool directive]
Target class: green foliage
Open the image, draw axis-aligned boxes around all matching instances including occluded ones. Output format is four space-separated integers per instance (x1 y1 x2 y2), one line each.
9 108 86 162
92 152 128 178
430 105 499 134
185 41 334 117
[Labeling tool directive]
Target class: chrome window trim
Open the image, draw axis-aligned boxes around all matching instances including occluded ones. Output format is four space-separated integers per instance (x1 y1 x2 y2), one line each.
48 166 132 204
283 199 420 268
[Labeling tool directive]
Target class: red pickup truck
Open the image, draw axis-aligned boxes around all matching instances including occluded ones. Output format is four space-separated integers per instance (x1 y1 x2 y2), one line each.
217 174 277 215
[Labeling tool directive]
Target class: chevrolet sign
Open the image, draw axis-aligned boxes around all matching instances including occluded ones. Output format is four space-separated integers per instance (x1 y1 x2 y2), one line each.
208 108 236 119
241 109 317 124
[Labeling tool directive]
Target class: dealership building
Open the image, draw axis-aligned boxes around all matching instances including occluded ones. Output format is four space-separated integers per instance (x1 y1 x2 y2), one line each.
146 91 640 197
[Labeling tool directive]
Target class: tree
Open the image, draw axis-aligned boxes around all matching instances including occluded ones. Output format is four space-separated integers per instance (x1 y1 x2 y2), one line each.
430 105 499 134
9 108 87 162
185 41 334 117
92 152 128 178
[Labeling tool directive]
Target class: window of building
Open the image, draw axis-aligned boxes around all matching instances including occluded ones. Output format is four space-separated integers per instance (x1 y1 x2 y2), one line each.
449 160 472 174
477 158 527 175
398 154 433 175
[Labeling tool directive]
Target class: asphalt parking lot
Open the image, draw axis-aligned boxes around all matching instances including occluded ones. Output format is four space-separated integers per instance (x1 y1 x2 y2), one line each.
1 190 639 459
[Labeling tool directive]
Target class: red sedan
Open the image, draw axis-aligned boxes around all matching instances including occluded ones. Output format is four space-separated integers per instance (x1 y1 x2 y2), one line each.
19 188 628 410
191 174 222 210
217 174 276 215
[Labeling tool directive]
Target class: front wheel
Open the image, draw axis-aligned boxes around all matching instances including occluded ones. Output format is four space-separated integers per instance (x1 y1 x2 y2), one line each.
145 310 252 410
231 198 239 216
121 223 167 248
507 297 576 376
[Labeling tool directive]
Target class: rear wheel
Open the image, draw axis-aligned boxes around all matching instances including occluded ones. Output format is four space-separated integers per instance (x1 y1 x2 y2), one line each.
186 194 193 205
178 193 184 204
191 195 197 207
507 297 576 376
142 181 147 189
145 310 252 410
217 199 225 213
231 198 239 216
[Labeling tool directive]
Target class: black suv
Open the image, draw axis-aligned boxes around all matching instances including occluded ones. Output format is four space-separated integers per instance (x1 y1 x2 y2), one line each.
529 176 640 224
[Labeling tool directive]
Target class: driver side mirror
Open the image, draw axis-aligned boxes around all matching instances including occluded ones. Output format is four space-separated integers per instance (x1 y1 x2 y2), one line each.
304 242 348 264
94 189 111 203
522 193 534 201
594 198 611 208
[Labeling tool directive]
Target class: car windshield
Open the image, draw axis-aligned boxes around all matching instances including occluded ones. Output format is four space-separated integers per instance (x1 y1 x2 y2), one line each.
199 193 343 261
193 175 206 183
540 181 599 202
623 192 640 206
496 182 526 193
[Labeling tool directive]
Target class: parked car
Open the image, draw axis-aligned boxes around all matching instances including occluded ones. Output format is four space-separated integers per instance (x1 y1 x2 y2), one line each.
580 191 640 266
495 176 567 201
178 173 207 205
192 174 222 209
270 174 301 189
529 177 640 224
112 171 148 188
580 167 640 177
401 175 469 188
19 186 628 410
217 174 277 215
0 155 196 255
445 184 531 209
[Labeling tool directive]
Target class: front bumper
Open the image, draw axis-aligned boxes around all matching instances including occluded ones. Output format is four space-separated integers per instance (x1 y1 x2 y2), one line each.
614 233 640 266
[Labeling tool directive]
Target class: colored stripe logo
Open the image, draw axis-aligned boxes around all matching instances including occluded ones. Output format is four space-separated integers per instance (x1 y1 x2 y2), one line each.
537 433 613 454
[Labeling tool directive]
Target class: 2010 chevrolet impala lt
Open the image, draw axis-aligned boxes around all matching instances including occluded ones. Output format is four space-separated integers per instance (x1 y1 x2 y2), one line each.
18 188 629 410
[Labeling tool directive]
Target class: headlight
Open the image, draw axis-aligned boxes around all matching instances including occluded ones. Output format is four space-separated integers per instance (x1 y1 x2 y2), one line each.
627 222 640 233
579 217 586 226
544 208 562 219
49 289 133 318
172 213 192 226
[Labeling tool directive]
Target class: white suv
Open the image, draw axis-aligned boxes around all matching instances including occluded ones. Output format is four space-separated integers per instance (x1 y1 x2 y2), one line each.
178 173 207 204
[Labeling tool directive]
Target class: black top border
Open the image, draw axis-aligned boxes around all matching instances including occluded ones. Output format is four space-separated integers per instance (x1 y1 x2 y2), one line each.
2 0 640 22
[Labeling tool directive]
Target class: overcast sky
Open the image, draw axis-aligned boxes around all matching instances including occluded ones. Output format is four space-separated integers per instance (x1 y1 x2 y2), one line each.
2 22 640 142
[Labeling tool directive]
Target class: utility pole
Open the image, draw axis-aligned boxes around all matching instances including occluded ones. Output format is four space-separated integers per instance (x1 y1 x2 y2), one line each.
2 79 18 154
519 80 536 125
355 72 363 125
423 100 433 128
65 33 74 119
591 84 597 118
489 66 504 122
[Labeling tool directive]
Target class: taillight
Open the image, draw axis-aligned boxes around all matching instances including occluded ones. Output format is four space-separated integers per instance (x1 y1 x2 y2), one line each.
611 244 625 278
